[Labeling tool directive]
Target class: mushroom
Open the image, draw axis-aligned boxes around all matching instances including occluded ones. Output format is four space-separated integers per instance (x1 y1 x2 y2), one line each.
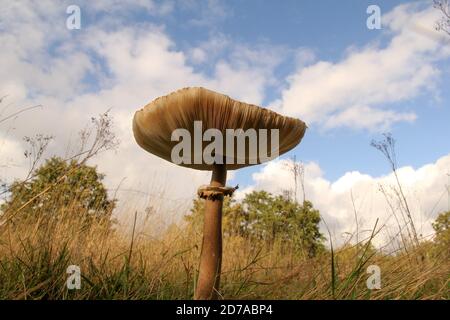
132 87 306 299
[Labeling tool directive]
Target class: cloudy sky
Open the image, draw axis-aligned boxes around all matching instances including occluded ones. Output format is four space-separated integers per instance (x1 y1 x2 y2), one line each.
1 0 449 245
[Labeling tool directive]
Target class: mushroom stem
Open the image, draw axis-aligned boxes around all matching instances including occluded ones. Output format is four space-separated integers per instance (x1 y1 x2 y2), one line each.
195 164 227 300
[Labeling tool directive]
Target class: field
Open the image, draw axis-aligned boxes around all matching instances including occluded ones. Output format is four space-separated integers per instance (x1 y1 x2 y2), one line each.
0 111 449 300
0 198 448 300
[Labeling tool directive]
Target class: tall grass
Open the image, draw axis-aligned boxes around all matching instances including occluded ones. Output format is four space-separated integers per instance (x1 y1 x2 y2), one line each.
0 107 448 300
0 198 448 300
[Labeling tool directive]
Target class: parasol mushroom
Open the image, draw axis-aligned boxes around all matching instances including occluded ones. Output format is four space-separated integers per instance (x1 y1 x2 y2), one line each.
132 87 306 299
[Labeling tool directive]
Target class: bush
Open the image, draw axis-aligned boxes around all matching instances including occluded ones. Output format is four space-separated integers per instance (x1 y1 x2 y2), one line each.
186 191 325 257
1 157 115 227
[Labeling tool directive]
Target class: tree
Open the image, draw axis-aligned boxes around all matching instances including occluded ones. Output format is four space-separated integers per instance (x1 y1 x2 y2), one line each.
1 157 115 225
432 211 449 256
186 190 325 257
242 191 324 257
185 196 246 238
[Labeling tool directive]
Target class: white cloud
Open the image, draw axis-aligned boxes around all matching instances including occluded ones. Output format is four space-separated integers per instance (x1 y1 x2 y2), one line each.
186 33 288 104
189 47 208 64
277 3 450 131
187 33 231 64
1 0 449 236
293 47 317 70
323 105 417 131
235 154 450 247
0 0 280 221
0 134 28 183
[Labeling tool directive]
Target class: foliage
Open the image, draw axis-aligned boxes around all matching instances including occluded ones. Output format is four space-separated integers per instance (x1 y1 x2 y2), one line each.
432 211 450 256
1 157 115 225
0 161 448 299
0 208 448 300
186 190 325 257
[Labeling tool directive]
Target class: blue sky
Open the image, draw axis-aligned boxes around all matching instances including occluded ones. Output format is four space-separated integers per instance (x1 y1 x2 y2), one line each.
1 0 449 240
80 0 450 184
103 0 450 183
227 0 450 183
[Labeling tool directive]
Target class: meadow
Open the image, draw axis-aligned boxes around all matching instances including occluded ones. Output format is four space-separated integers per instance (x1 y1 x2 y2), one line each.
0 189 448 300
0 112 448 300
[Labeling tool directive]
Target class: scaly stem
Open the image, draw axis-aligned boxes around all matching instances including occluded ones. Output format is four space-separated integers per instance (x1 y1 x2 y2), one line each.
194 164 227 300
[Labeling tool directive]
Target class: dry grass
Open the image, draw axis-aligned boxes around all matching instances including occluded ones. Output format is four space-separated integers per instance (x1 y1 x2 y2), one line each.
1 100 447 300
0 203 448 300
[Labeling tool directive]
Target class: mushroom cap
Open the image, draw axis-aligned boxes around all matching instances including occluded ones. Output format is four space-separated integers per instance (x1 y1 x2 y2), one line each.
133 87 306 171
